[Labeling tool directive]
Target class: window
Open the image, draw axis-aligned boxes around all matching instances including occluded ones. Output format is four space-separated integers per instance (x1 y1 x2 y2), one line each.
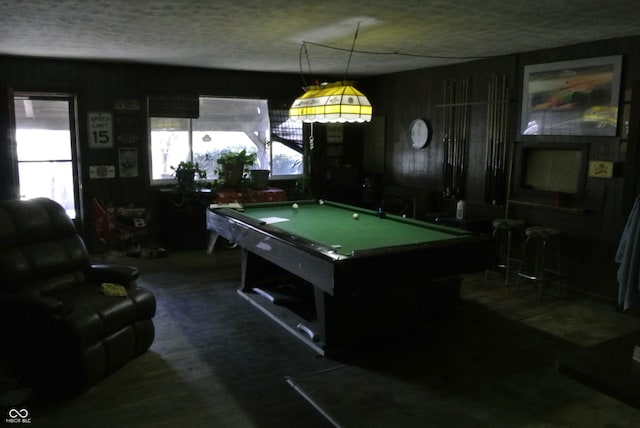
14 95 79 218
149 97 303 184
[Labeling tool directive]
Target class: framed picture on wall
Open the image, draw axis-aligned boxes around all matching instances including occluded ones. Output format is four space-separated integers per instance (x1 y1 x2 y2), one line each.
119 148 138 177
521 55 622 137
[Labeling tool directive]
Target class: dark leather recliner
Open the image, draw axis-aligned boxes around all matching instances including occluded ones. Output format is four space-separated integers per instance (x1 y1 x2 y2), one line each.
0 197 156 393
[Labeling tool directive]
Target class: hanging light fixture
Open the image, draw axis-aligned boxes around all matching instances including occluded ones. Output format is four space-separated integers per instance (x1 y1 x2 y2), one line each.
289 80 372 123
289 23 372 123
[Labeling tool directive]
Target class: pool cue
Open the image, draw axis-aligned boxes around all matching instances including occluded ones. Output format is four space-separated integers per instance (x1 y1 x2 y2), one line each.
447 79 455 196
461 78 470 197
458 78 468 197
456 79 463 196
491 74 508 206
498 75 509 205
450 79 458 194
498 76 509 205
485 74 496 203
456 79 465 198
442 80 450 196
491 74 501 204
484 76 492 201
492 75 501 203
448 79 455 196
504 140 516 218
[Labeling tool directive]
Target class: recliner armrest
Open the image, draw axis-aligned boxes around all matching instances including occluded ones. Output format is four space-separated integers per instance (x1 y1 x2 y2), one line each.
86 264 140 288
0 295 66 320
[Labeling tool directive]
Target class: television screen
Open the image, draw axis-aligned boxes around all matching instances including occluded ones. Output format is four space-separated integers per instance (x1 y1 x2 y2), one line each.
523 149 583 194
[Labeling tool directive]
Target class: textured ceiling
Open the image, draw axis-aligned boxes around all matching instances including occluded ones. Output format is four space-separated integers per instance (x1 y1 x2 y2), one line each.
2 0 640 78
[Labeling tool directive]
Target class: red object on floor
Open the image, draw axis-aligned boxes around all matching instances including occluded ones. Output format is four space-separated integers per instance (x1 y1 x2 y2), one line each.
91 198 147 246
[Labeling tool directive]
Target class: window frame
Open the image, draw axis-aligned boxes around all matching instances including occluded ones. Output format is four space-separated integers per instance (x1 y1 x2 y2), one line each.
148 96 303 186
13 93 81 219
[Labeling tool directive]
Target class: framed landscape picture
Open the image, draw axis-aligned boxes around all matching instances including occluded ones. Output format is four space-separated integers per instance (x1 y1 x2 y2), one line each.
521 55 622 136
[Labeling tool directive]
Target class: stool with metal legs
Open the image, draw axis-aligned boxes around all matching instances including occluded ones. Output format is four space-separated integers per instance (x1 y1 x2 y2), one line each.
516 226 561 298
486 218 525 286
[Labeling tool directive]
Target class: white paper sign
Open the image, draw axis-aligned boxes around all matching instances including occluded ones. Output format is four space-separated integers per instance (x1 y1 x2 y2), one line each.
260 217 289 224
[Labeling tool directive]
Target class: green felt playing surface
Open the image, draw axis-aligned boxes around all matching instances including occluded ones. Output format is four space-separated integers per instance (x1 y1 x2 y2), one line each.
239 201 469 255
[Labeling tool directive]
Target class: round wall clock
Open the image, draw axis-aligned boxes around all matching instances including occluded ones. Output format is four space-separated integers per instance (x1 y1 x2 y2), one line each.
409 118 431 149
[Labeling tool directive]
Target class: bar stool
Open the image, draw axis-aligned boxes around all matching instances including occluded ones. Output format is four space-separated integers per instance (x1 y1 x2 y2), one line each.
516 226 561 297
486 218 525 286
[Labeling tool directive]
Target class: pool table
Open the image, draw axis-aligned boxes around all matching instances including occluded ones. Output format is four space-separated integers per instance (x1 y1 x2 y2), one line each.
206 200 496 354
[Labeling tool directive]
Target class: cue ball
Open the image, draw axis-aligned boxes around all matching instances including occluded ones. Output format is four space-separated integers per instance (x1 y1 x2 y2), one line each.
292 203 299 209
319 199 324 205
353 213 359 219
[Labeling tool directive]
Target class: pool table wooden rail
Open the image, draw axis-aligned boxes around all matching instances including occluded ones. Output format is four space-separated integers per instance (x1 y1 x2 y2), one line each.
207 205 496 296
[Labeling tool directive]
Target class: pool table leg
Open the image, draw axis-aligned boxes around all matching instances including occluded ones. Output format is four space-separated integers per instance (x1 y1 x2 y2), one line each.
240 249 271 291
239 249 251 291
240 249 296 291
206 232 219 254
312 287 327 344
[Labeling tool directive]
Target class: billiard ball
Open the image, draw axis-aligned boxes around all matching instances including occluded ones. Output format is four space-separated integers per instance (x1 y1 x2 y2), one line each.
318 199 324 205
292 203 299 209
353 213 359 219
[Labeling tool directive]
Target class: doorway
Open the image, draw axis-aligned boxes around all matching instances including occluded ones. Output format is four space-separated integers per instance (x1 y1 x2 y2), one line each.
13 93 81 219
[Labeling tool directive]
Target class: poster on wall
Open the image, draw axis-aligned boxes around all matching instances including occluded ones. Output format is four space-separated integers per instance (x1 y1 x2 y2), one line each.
114 98 142 146
119 148 139 177
88 112 114 148
521 55 622 137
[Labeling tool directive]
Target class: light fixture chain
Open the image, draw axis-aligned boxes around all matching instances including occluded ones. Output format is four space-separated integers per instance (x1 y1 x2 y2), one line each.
344 22 361 81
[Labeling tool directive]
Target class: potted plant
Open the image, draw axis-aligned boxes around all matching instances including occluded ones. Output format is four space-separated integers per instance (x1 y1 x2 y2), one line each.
169 161 214 212
249 169 271 189
216 149 257 188
171 161 208 193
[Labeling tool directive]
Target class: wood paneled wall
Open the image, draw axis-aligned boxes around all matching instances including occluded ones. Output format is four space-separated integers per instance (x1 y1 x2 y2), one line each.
360 35 640 301
0 56 304 245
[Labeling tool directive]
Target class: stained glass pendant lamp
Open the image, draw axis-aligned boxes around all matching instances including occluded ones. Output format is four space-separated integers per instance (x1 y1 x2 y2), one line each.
289 80 372 123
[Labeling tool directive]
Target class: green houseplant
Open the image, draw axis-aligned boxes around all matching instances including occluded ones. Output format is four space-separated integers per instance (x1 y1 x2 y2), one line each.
170 161 213 212
171 161 207 193
216 149 257 188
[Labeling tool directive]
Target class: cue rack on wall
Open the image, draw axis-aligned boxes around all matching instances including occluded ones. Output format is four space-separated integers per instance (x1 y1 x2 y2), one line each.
441 77 470 199
438 74 510 206
484 73 510 206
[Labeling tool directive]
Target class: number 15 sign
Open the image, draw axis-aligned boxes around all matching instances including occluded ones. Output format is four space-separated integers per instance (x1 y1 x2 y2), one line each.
88 112 114 148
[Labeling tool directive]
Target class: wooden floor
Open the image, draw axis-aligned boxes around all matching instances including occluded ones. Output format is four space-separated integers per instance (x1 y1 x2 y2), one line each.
16 247 640 427
30 248 337 427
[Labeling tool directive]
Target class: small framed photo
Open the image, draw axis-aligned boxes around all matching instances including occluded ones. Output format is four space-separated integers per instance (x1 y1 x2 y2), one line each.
119 148 138 177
